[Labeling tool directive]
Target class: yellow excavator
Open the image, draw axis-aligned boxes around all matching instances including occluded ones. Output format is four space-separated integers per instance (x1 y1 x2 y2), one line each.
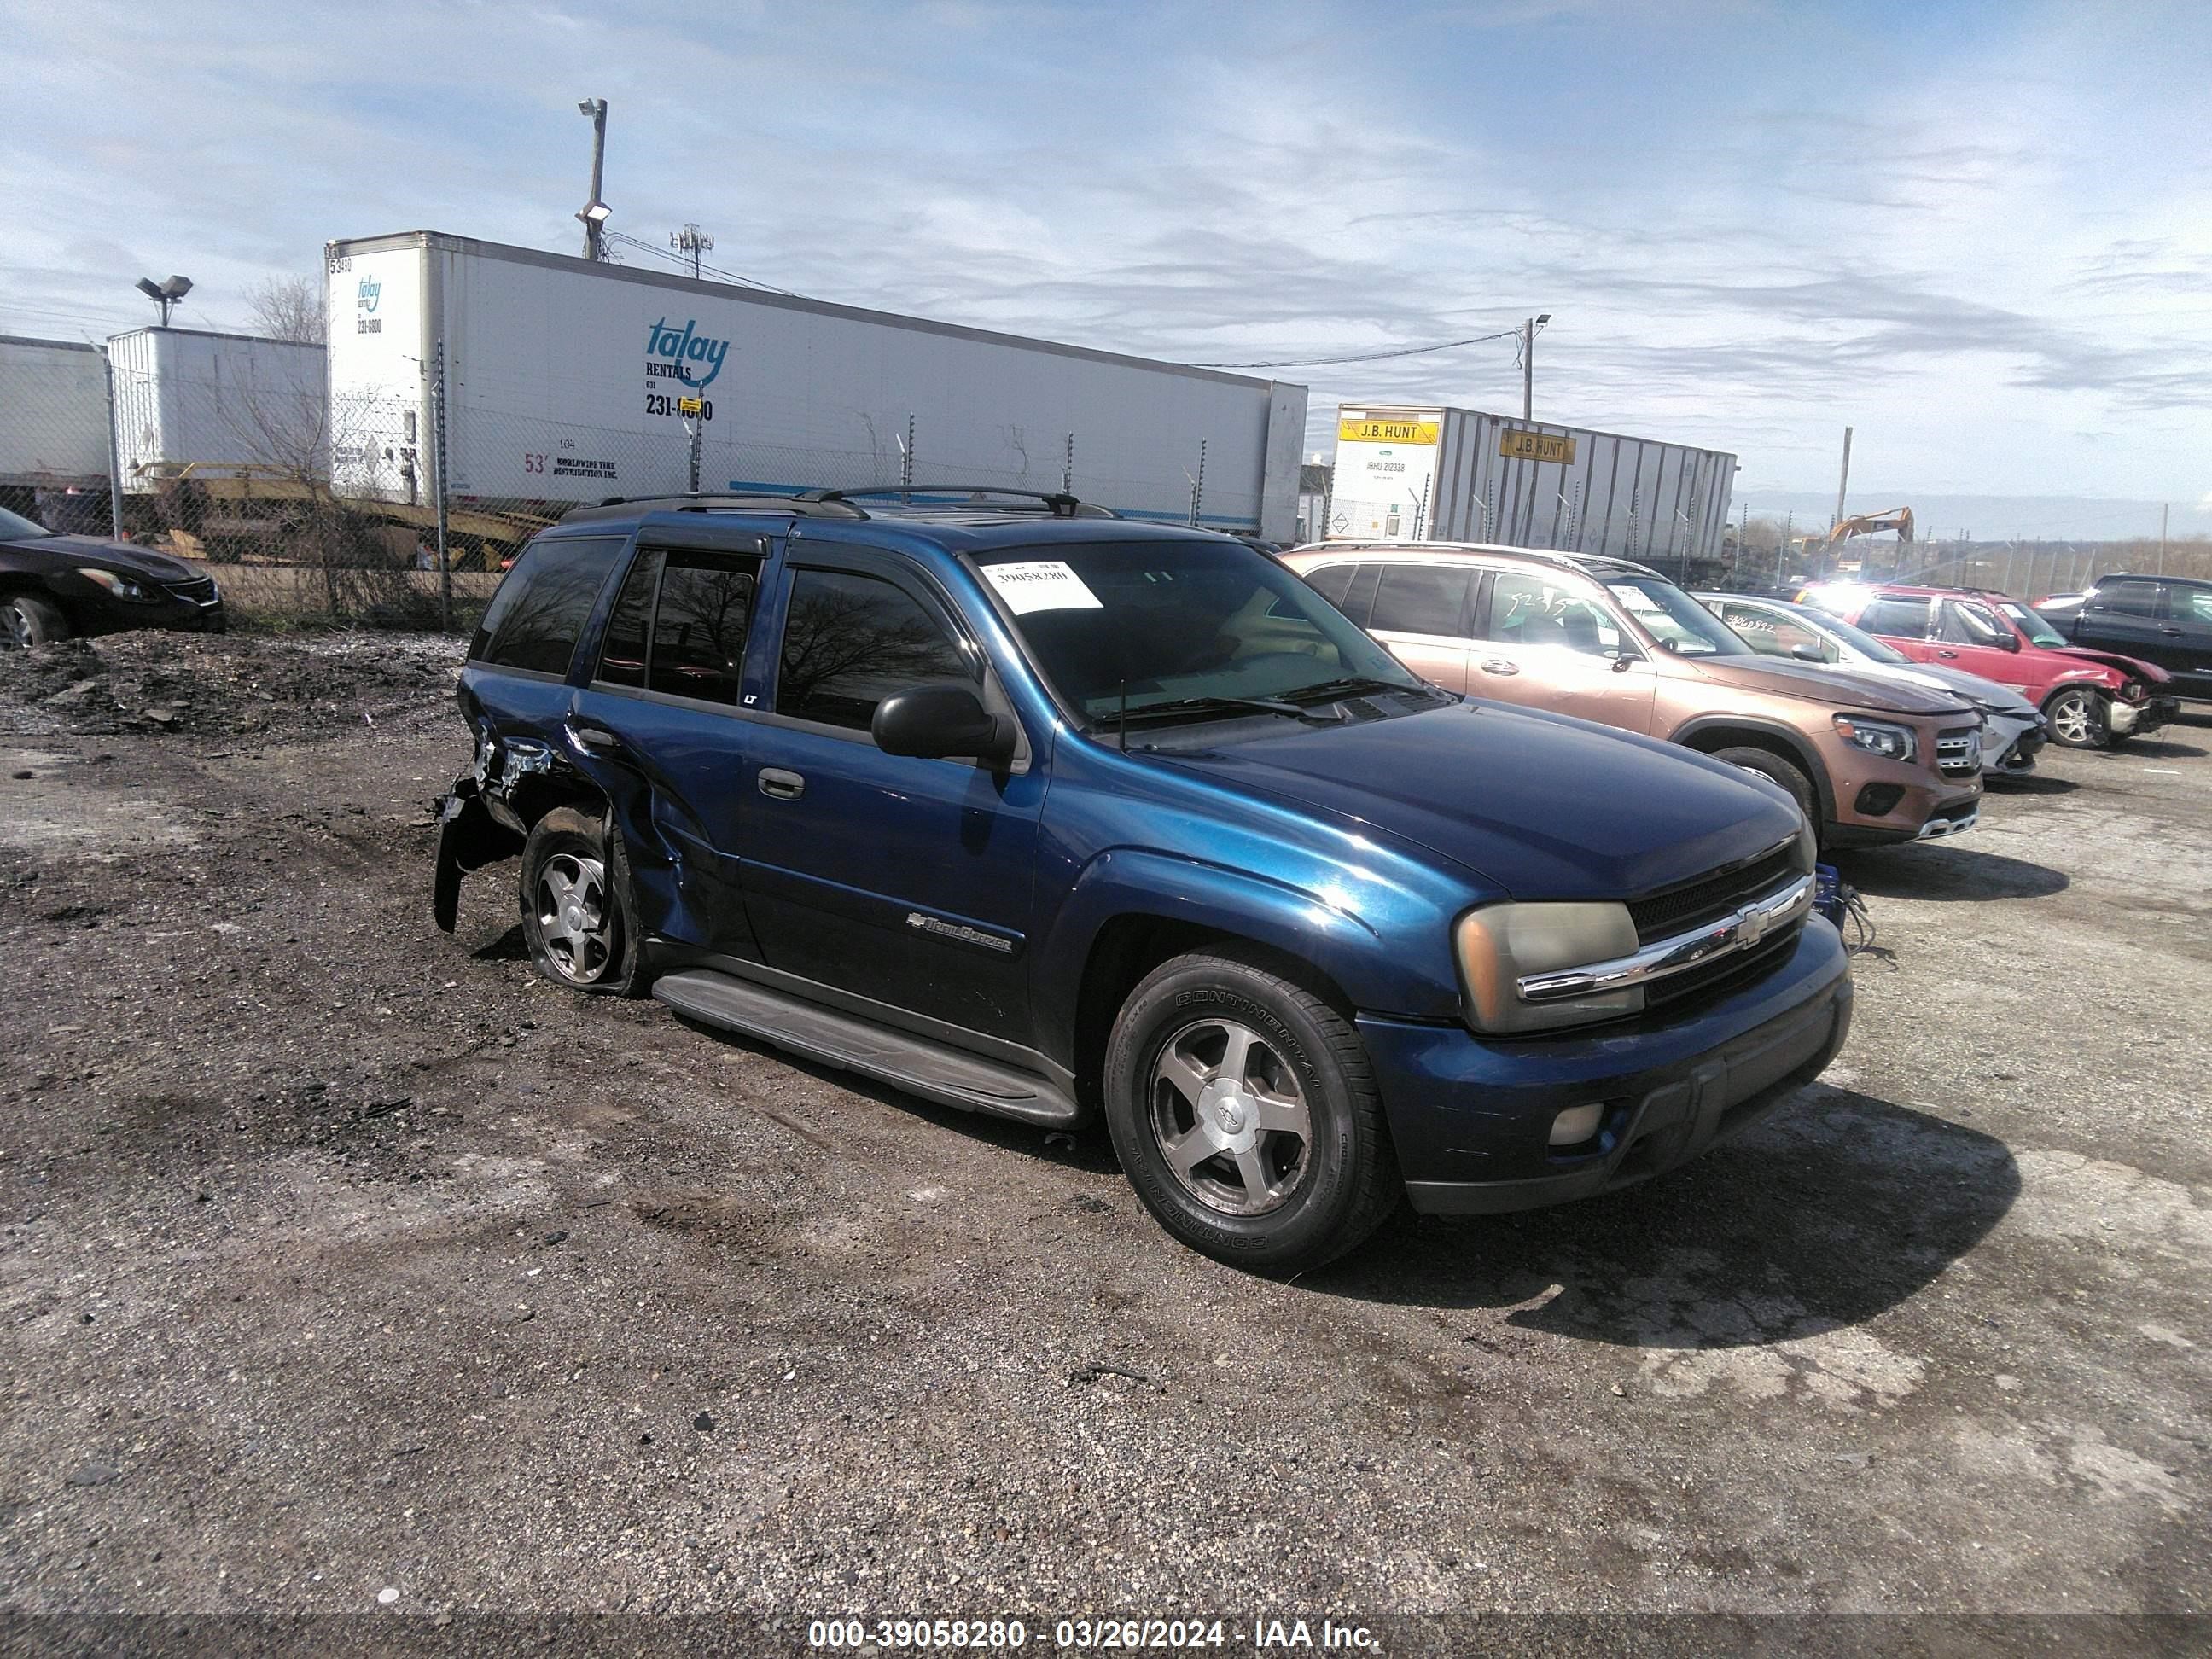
1801 507 1914 550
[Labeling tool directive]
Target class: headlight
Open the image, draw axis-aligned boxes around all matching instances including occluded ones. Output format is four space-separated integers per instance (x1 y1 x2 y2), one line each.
76 568 160 603
1455 901 1644 1034
1832 713 1916 762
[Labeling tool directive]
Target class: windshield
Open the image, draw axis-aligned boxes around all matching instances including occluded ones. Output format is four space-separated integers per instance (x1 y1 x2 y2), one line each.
1606 577 1748 657
1793 605 1910 666
1998 601 2067 647
972 540 1426 722
0 504 54 539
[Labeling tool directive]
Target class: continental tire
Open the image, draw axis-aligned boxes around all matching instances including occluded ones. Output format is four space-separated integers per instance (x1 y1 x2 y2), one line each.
1103 947 1400 1274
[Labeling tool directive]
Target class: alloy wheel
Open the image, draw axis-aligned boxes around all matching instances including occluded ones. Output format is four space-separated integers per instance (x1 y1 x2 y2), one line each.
1149 1018 1314 1217
533 853 616 985
2047 690 2098 746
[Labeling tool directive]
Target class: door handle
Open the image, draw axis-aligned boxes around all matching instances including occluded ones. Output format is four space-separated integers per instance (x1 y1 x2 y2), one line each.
568 720 627 754
1479 658 1521 676
758 767 806 801
1936 649 1959 659
2161 627 2185 636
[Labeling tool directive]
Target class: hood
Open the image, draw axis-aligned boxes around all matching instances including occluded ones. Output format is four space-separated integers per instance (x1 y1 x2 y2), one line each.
14 534 203 583
2052 643 2171 685
1679 652 1971 715
1151 700 1806 902
1876 660 2039 715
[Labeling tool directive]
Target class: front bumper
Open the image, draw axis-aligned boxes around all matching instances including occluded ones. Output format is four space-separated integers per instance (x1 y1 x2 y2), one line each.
1364 919 1853 1214
2110 694 2179 737
73 585 225 636
1985 713 2046 771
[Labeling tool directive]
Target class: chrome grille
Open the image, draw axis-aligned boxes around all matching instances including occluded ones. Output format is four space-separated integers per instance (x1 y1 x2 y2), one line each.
161 577 220 606
1625 841 1801 946
1936 726 1981 777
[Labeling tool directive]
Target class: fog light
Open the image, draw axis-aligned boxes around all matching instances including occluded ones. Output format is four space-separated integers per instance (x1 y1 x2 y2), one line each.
1550 1103 1604 1146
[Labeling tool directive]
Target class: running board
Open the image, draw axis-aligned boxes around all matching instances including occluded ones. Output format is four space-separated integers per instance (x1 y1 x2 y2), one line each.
651 969 1080 1127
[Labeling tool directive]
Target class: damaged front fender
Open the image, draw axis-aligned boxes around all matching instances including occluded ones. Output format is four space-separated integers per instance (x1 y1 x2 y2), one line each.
432 776 526 933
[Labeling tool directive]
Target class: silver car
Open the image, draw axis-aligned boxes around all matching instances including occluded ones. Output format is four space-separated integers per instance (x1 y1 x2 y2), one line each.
1697 593 2047 772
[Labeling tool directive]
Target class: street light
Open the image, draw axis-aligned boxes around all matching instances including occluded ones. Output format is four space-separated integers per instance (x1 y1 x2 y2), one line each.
576 98 610 260
134 274 192 326
1520 312 1551 422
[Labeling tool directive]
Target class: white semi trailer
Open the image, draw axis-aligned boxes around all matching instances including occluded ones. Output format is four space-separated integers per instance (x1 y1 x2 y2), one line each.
106 327 328 490
1327 404 1738 568
324 230 1308 538
0 335 110 490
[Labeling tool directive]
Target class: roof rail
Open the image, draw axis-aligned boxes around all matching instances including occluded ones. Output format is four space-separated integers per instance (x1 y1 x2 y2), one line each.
558 491 871 524
817 485 1118 519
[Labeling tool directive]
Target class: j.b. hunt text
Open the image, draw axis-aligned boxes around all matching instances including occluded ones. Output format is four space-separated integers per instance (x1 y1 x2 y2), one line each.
646 317 729 387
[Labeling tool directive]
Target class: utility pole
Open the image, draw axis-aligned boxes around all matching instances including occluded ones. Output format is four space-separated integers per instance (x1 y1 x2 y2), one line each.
2158 502 2168 574
433 339 452 633
1832 426 1853 531
1520 313 1551 422
670 223 714 280
99 347 125 538
576 98 610 260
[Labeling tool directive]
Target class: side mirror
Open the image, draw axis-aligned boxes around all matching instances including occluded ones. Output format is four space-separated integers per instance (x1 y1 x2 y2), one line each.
871 683 1016 766
1991 631 2019 651
1789 642 1827 663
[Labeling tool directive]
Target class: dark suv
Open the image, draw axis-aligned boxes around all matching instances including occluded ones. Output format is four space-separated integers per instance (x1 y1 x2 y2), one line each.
2035 573 2212 701
434 488 1853 1272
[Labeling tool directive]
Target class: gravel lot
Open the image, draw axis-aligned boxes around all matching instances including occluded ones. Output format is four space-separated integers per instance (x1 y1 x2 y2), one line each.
1 632 2206 1639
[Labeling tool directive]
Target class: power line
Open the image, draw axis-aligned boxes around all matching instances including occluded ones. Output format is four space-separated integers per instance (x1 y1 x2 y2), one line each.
603 230 799 297
1191 326 1523 370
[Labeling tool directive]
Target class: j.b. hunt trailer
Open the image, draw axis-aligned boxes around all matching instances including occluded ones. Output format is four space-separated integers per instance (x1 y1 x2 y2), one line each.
325 231 1308 538
1327 404 1737 565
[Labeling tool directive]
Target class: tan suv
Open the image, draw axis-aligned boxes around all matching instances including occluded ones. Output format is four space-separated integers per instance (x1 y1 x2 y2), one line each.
1282 544 1982 847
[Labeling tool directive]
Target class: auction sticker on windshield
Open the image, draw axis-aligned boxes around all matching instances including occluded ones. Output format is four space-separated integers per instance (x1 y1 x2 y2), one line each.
981 561 1104 614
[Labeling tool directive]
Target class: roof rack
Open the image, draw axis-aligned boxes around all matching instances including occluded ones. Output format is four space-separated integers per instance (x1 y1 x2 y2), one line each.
558 491 871 524
817 485 1118 519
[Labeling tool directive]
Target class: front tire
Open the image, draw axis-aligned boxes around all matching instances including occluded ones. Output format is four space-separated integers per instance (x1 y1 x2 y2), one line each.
2042 686 2108 749
1103 948 1400 1274
2 593 69 648
518 807 641 996
1710 745 1819 829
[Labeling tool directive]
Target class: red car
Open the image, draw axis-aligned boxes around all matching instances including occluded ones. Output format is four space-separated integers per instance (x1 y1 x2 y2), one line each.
1800 583 2178 750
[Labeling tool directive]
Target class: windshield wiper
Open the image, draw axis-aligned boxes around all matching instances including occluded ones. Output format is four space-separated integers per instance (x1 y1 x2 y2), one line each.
1278 674 1439 705
1093 694 1346 731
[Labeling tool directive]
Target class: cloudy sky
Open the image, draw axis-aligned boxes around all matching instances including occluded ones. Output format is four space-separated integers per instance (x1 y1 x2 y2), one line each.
9 0 2209 533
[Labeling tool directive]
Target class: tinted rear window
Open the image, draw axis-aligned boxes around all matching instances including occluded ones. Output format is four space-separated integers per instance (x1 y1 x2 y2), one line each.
1369 565 1474 637
650 554 758 705
1859 597 1931 637
2094 579 2161 618
472 536 625 675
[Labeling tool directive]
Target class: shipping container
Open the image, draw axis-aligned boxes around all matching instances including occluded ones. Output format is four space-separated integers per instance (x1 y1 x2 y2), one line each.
0 335 110 489
106 327 328 492
323 230 1308 538
1326 404 1738 567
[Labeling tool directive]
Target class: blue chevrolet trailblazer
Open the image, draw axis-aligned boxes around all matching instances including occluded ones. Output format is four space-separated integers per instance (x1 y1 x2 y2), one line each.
434 488 1852 1272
